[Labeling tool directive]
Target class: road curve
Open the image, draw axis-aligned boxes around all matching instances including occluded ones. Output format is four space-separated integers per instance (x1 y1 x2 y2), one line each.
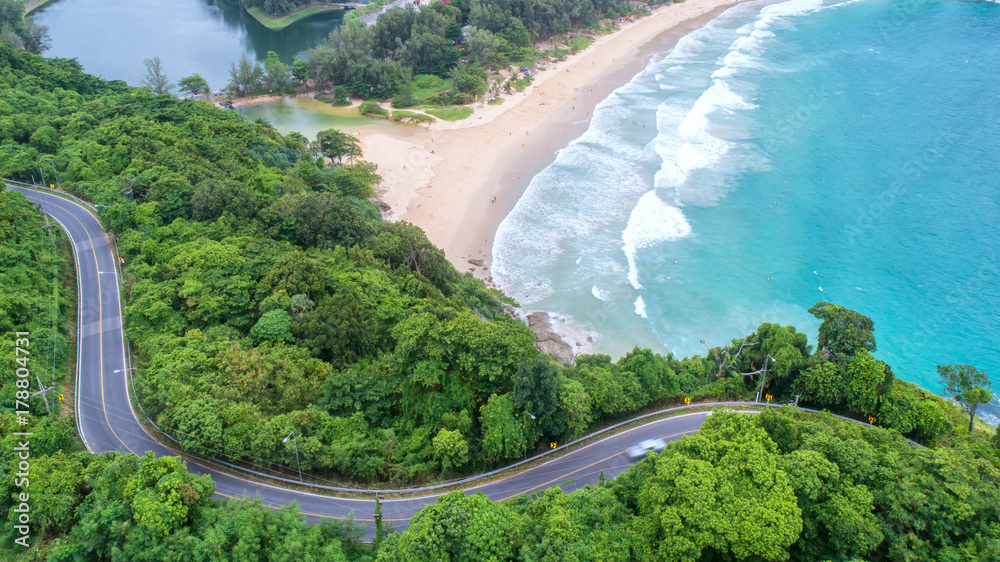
10 184 718 537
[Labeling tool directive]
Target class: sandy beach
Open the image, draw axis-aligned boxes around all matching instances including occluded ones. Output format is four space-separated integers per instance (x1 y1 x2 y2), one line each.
360 0 746 281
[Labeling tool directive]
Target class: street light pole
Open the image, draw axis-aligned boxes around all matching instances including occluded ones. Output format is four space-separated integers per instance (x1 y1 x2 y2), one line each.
523 411 536 460
756 355 775 403
283 431 303 482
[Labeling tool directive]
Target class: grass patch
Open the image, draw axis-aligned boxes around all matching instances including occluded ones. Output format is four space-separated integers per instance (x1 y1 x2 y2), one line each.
548 48 568 61
566 35 595 52
411 74 454 100
425 106 474 122
547 35 594 61
245 5 344 31
590 23 619 35
487 97 505 105
391 110 436 124
508 46 544 69
513 76 533 92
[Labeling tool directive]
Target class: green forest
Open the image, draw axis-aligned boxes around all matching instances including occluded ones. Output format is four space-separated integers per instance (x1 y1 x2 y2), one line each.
245 0 668 105
0 0 49 55
2 18 1000 562
214 0 667 111
245 0 654 29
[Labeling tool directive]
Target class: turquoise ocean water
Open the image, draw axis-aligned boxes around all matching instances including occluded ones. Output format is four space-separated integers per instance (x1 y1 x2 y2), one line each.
493 0 1000 421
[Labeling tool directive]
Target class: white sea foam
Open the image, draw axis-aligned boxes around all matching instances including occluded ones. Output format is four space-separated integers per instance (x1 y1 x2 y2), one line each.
493 112 657 300
621 191 692 289
713 0 841 79
652 78 756 205
979 403 1000 427
495 0 847 305
634 296 648 318
816 0 866 12
592 285 611 301
528 311 599 357
644 1 780 207
761 0 827 20
492 0 988 404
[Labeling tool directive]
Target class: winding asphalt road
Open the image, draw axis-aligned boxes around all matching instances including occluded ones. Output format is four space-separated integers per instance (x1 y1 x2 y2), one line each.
10 184 717 537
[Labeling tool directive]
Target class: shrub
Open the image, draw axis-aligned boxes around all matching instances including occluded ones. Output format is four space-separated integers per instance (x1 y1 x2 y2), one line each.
391 87 415 108
359 100 389 119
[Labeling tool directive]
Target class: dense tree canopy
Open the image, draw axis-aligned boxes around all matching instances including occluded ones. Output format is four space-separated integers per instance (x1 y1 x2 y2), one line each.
809 301 876 363
382 410 1000 561
3 25 1000 562
0 189 71 425
287 0 675 104
2 43 543 484
0 0 49 55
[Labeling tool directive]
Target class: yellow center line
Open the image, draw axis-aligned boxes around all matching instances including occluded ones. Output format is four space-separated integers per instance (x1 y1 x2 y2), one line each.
24 190 705 525
26 194 136 456
214 429 699 521
496 429 698 502
213 491 409 522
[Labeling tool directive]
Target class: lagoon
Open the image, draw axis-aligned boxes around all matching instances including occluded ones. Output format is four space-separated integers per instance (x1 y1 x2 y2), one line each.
33 0 344 90
235 97 405 139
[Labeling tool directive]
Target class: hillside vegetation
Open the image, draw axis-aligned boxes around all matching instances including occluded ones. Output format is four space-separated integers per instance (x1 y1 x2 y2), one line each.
1 34 997 483
1 37 999 561
379 409 1000 561
295 0 668 106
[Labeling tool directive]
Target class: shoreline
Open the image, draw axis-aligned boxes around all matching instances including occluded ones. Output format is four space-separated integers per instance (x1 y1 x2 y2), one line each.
360 0 748 285
245 3 347 30
228 92 366 109
22 0 57 15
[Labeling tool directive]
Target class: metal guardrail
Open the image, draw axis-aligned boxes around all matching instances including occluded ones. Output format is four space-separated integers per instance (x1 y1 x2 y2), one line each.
3 179 102 217
8 178 926 495
134 401 926 495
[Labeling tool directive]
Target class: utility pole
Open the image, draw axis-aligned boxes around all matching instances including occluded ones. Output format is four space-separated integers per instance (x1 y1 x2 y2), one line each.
30 380 55 415
43 158 59 189
756 355 775 403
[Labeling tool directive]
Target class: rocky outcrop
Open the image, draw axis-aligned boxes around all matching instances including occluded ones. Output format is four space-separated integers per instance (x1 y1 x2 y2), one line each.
526 311 575 364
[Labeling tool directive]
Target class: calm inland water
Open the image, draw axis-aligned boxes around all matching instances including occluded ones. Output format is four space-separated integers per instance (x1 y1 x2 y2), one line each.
33 0 344 91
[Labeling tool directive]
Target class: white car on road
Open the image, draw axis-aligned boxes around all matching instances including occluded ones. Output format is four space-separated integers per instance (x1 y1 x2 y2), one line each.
626 438 667 462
